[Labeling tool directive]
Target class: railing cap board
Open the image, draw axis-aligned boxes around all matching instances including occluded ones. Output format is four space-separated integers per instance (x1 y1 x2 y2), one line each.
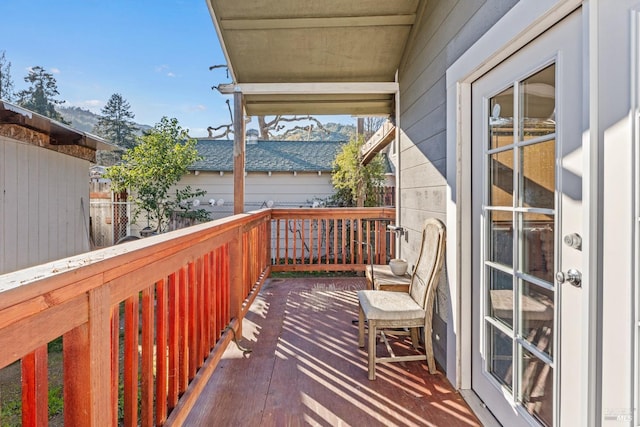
0 210 270 311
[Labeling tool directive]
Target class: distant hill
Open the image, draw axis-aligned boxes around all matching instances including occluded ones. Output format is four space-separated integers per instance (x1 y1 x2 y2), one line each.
56 106 152 136
57 105 356 143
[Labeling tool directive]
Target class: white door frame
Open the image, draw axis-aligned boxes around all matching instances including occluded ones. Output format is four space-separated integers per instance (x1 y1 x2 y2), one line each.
444 0 597 423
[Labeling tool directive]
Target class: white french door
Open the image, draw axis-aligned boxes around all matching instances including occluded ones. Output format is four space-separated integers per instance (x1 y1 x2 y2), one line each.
471 10 584 427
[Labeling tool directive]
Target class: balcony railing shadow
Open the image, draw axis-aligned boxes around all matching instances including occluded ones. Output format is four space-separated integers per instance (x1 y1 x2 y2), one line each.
0 207 414 426
184 276 480 426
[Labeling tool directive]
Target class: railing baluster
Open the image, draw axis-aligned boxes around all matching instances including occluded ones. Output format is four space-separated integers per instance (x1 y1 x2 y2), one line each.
124 293 139 427
178 267 188 394
21 345 48 427
111 304 120 427
203 253 212 356
168 272 179 410
156 278 168 425
188 262 197 380
141 286 154 427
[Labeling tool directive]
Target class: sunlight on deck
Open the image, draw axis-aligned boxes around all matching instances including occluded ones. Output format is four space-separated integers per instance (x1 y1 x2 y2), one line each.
184 277 480 426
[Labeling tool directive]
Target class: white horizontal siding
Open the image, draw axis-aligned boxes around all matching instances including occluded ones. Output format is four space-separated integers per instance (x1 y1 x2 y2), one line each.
176 171 336 212
397 0 519 373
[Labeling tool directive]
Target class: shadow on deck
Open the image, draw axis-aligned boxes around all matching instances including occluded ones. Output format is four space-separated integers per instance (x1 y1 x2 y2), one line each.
184 277 480 426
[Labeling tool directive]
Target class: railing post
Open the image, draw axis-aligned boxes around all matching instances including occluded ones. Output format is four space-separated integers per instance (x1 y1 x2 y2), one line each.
233 90 245 215
229 226 244 336
64 286 111 426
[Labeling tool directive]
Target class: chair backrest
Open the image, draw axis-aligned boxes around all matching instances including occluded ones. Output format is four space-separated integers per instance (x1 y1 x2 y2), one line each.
409 218 446 309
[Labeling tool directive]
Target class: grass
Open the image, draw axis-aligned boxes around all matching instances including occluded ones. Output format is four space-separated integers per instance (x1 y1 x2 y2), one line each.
0 341 65 427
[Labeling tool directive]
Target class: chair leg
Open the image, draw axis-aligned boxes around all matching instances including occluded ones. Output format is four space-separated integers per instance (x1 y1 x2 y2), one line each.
368 321 377 380
358 306 365 348
410 327 420 349
424 323 436 374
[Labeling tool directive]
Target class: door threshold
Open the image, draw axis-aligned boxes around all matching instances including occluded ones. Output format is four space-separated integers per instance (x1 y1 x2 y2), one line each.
459 389 502 427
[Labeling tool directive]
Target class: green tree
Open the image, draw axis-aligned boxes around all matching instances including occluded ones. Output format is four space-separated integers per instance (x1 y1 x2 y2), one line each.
105 117 209 232
0 50 15 101
93 93 139 149
16 66 68 122
331 135 385 207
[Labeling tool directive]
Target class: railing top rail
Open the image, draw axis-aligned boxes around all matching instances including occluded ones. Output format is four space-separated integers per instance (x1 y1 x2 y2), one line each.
269 207 395 220
0 209 271 310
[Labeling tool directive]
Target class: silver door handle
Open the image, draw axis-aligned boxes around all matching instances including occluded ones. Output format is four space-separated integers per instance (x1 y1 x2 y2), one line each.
556 269 582 287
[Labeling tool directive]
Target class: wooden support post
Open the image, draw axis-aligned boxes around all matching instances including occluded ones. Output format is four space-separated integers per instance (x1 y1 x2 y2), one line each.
64 287 111 426
233 91 245 215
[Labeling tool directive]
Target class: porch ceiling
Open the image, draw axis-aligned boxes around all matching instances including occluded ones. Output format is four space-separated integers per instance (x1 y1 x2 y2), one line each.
206 0 422 116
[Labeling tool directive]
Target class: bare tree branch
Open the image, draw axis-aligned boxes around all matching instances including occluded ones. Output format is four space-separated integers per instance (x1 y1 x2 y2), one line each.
207 99 234 139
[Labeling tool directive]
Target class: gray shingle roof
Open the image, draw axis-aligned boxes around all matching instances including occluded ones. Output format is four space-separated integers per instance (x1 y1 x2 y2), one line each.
189 139 346 172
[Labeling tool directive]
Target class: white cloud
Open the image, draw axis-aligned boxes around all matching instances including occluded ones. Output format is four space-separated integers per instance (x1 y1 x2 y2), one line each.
190 104 206 112
50 67 61 74
167 72 176 78
155 64 169 73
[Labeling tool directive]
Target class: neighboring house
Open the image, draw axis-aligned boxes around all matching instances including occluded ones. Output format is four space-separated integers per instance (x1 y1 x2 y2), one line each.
208 1 639 425
177 138 348 216
0 100 112 274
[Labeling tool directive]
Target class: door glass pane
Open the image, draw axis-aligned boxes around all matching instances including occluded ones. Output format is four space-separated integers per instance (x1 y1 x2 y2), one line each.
520 139 555 209
520 280 554 357
488 268 514 327
520 213 554 283
520 65 556 141
489 211 512 267
490 149 514 206
488 323 513 391
519 346 553 427
489 86 514 149
483 64 557 425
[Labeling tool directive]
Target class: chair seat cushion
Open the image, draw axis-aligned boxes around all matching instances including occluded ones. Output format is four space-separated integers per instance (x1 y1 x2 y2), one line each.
358 290 425 321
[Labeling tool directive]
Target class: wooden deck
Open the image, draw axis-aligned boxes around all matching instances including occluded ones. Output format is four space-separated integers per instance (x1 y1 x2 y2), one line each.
184 277 480 426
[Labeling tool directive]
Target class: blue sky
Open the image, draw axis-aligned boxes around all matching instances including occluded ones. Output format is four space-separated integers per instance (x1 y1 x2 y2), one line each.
1 0 353 137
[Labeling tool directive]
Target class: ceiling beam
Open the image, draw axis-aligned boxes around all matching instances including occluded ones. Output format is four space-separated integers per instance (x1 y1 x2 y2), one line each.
220 15 415 31
218 82 399 95
245 100 393 116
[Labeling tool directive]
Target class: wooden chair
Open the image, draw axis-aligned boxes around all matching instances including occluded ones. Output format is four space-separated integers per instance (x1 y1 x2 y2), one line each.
357 218 446 379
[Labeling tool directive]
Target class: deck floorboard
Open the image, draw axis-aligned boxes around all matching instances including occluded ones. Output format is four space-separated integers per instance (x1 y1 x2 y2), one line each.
184 277 481 426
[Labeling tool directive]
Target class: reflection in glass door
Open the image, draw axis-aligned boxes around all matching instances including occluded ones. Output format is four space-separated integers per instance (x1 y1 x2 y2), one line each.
483 64 556 426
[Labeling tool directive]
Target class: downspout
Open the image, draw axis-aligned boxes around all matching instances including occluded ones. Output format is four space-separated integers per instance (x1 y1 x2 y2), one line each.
394 70 402 259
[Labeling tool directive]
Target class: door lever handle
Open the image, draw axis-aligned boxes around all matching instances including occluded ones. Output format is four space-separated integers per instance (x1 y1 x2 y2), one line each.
556 269 582 287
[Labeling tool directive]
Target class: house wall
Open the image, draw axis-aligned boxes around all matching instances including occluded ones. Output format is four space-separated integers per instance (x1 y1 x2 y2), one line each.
0 135 90 274
397 0 519 371
177 170 336 215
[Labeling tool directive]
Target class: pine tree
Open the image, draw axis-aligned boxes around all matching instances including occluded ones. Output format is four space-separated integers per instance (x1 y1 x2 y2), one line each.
16 66 68 122
93 93 139 149
0 51 15 101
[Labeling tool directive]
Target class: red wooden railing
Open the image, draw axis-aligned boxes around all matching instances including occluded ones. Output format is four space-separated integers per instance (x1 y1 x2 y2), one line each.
0 208 393 426
271 208 395 272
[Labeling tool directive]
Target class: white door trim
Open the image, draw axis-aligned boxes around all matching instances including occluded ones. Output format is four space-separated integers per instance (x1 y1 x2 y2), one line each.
632 6 640 425
444 0 582 391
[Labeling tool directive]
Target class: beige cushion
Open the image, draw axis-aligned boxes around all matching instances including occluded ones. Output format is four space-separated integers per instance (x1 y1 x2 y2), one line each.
358 290 425 321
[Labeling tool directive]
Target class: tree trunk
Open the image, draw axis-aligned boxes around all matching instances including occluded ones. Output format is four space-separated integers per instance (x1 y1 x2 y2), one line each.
257 116 270 140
